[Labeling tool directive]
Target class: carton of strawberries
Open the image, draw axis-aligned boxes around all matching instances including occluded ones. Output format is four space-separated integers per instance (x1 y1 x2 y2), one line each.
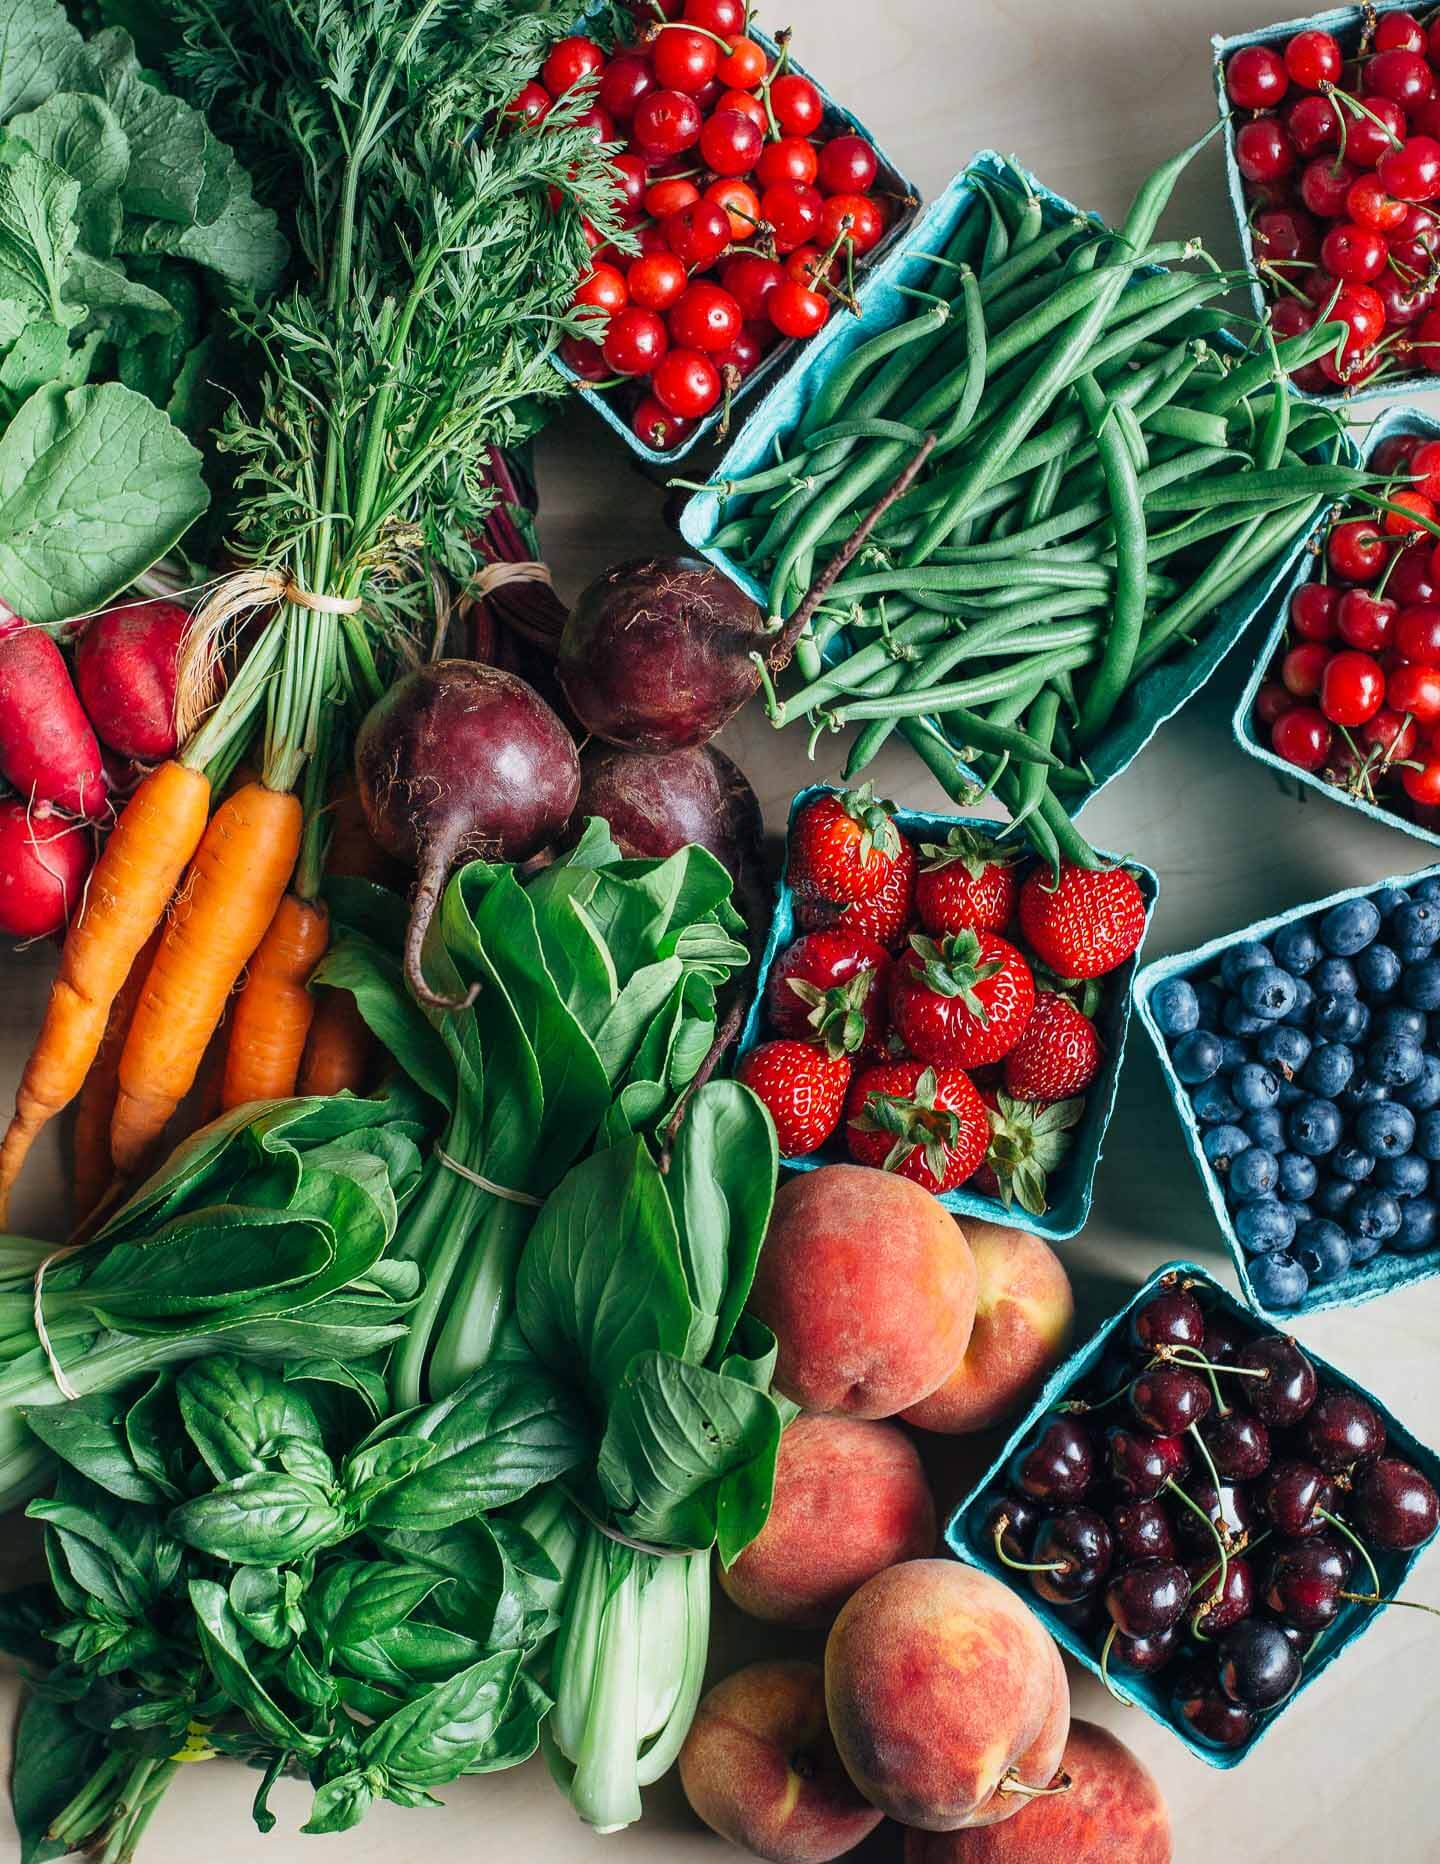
736 786 1158 1236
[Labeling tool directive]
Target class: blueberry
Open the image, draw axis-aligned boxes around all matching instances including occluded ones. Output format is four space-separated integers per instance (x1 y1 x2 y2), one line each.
1349 1186 1402 1243
1332 1145 1376 1184
1193 981 1223 1029
1277 1080 1304 1109
1286 1098 1343 1157
1370 1005 1427 1045
1274 921 1322 975
1223 999 1270 1039
1346 1225 1386 1265
1295 1219 1352 1284
1173 1030 1224 1085
1394 1197 1440 1254
1245 1109 1287 1151
1277 1152 1319 1202
1339 1074 1391 1112
1357 943 1402 997
1379 1153 1429 1198
1234 1198 1296 1254
1288 1202 1314 1227
1203 1124 1253 1171
1321 899 1382 955
1394 901 1440 949
1249 1251 1309 1308
1232 1063 1281 1113
1221 941 1274 991
1281 978 1316 1027
1313 958 1359 996
1355 1101 1417 1159
1368 1035 1425 1087
1399 1054 1440 1111
1300 1043 1354 1098
1230 1147 1279 1202
1398 943 1435 967
1376 886 1412 918
1192 1077 1243 1126
1217 1035 1250 1073
1242 966 1299 1021
1152 978 1200 1038
1315 1177 1358 1219
1313 994 1369 1043
1412 877 1440 905
1258 1024 1312 1079
1403 960 1440 1012
1417 1110 1440 1160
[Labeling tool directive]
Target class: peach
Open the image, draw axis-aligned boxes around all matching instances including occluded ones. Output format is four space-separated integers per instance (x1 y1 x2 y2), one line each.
749 1165 977 1418
678 1660 884 1864
720 1414 937 1627
824 1559 1068 1832
902 1718 1173 1862
902 1222 1074 1435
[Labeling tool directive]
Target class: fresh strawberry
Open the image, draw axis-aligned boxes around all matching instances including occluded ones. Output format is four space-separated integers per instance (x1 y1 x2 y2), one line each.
1002 992 1101 1101
795 832 916 949
891 930 1036 1068
737 1039 849 1156
766 929 891 1058
913 826 1019 936
788 784 903 904
970 1086 1085 1217
1017 861 1148 980
844 1060 989 1193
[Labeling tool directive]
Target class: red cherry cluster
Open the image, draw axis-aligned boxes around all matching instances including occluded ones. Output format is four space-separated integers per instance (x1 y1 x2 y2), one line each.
513 3 895 452
1256 430 1440 821
981 1277 1440 1750
735 791 1147 1216
1224 12 1440 392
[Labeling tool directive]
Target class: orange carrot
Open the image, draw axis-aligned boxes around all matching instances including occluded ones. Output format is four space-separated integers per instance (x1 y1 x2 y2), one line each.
69 925 164 1223
110 781 302 1173
297 988 375 1097
0 760 212 1221
220 893 330 1110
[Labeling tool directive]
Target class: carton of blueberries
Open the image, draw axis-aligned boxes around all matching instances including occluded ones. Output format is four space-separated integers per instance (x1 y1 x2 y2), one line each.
1134 866 1440 1318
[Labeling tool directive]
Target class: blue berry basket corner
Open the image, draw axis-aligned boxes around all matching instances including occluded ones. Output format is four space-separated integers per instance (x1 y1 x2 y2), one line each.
738 783 1159 1243
1134 867 1440 1320
1213 0 1433 412
679 151 1339 818
1232 404 1440 854
946 1257 1440 1767
552 21 921 466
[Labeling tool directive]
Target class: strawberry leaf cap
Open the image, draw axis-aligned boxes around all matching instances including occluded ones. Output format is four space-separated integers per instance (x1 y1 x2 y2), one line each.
787 971 876 1059
1031 962 1103 1019
982 1090 1084 1217
838 782 901 862
908 929 1004 1023
918 825 1018 878
852 1066 960 1180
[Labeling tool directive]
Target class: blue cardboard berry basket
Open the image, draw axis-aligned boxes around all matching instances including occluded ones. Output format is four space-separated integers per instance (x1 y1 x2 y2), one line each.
552 21 920 465
1233 405 1440 853
680 150 1338 815
1213 1 1430 411
737 784 1159 1242
1134 863 1440 1319
947 1258 1440 1767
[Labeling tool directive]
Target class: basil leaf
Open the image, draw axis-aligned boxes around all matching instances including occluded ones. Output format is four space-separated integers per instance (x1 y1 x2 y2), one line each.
516 1134 691 1403
188 1577 322 1756
11 1690 100 1864
176 1356 324 1481
308 1559 440 1658
19 1389 165 1502
341 1433 438 1511
358 1648 523 1788
667 1081 777 1364
229 1565 303 1650
169 1471 347 1565
27 1495 153 1614
302 1771 373 1836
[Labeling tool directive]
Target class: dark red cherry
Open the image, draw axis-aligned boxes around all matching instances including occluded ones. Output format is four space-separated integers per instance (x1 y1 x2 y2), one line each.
1030 1508 1114 1604
1236 1335 1318 1427
1111 1622 1181 1674
1105 1558 1190 1637
1188 1552 1255 1636
1201 1310 1249 1365
1218 1618 1303 1709
1130 1365 1212 1435
1263 1536 1350 1629
1110 1497 1178 1563
1173 1666 1256 1749
980 1492 1044 1564
1353 1457 1440 1549
1173 1478 1254 1551
1009 1415 1094 1504
1199 1410 1272 1483
1258 1458 1336 1539
1048 1590 1107 1633
1301 1388 1387 1473
1107 1429 1187 1500
1129 1285 1206 1357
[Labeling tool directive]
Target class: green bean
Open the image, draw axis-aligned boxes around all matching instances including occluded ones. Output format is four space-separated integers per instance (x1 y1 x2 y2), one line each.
1114 402 1150 474
771 614 953 723
897 715 983 804
1005 690 1061 838
1011 187 1044 250
829 642 1099 723
935 266 988 447
1074 372 1149 747
1197 318 1347 413
977 182 1012 273
1113 495 1314 566
1145 405 1229 449
803 416 932 450
984 265 1076 334
979 216 1087 304
798 304 951 443
1036 787 1104 869
1142 464 1369 512
828 561 1121 600
1022 452 1068 529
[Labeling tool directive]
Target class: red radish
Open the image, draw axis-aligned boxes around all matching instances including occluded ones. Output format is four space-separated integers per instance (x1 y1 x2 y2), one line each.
355 660 581 1010
0 800 91 938
74 600 188 762
0 618 107 818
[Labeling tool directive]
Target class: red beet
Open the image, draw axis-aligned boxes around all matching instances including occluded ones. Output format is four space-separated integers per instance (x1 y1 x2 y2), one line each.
558 556 767 752
355 660 580 1009
0 619 108 817
75 599 188 761
0 800 92 938
566 740 763 881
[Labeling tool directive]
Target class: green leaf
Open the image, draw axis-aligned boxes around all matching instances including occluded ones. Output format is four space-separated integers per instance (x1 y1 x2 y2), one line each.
170 1471 347 1565
341 1433 438 1511
0 380 205 623
302 1771 374 1836
8 91 128 253
19 1389 164 1502
10 1690 101 1864
596 1353 782 1561
121 154 284 294
313 932 454 1113
0 318 68 402
359 1648 524 1788
668 1081 777 1364
0 149 78 322
229 1564 303 1650
86 27 205 224
188 1577 322 1755
63 249 177 339
516 1134 691 1404
123 1370 181 1496
177 1355 324 1481
0 0 89 124
308 1559 440 1657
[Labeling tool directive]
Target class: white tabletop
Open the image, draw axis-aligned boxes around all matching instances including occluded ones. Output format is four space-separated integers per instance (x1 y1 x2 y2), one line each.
5 2 1440 1859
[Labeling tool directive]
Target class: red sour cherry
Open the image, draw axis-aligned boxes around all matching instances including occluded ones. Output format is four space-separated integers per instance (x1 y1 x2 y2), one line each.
1273 706 1333 771
770 73 824 135
1284 29 1342 89
1321 651 1386 725
541 35 605 96
602 307 669 376
1227 45 1289 110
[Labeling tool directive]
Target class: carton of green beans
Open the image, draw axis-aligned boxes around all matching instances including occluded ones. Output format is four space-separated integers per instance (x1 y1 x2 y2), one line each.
680 147 1360 867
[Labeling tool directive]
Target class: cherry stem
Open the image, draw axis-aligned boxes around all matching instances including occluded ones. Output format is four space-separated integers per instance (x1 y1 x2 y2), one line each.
998 1768 1074 1800
1162 1345 1267 1380
1187 1425 1233 1609
1164 1344 1229 1418
991 1518 1067 1574
1060 1385 1131 1416
1191 1528 1272 1640
1166 1476 1229 1610
1339 1591 1440 1621
1097 1622 1133 1706
1317 1507 1384 1601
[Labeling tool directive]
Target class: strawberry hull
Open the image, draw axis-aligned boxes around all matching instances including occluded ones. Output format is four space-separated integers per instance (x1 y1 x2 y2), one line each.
738 785 1160 1243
